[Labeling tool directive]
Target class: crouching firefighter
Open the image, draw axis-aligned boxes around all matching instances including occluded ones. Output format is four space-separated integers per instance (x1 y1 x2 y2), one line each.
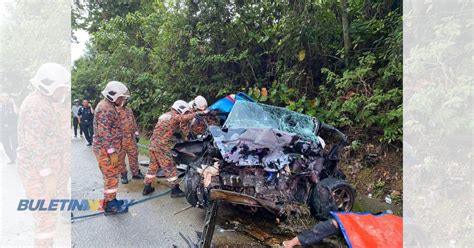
182 95 219 139
143 100 207 197
117 97 144 184
93 81 130 215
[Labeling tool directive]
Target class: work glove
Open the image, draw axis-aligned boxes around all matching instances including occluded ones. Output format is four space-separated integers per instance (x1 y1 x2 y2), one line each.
196 109 210 116
109 153 119 168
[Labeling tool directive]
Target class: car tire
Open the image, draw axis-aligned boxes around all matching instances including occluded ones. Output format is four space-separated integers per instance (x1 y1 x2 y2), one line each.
309 177 355 220
183 166 201 207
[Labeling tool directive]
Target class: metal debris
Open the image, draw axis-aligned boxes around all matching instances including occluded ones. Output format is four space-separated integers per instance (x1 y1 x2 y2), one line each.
173 205 193 215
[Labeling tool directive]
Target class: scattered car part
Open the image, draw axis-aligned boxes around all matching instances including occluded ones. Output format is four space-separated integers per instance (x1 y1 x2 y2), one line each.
199 200 219 248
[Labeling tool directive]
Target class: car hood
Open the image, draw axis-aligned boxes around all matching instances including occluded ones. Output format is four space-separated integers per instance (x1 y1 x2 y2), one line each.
209 126 306 171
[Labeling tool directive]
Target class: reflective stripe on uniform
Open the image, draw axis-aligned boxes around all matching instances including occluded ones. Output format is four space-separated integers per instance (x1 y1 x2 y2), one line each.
104 188 118 194
166 176 178 182
36 231 55 240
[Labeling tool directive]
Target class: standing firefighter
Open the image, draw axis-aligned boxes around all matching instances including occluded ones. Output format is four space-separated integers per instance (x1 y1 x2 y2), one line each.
17 63 70 247
143 100 207 197
93 81 129 215
117 98 144 184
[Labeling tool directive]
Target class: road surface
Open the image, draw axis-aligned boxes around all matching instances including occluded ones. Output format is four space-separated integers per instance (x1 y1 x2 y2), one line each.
2 137 393 247
71 137 260 247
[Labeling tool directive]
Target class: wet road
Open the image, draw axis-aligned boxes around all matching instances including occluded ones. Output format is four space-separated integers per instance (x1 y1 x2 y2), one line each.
1 147 71 247
1 146 35 247
3 137 394 247
71 137 260 247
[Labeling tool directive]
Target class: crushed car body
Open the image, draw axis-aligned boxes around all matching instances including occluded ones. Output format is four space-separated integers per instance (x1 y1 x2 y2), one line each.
173 100 355 220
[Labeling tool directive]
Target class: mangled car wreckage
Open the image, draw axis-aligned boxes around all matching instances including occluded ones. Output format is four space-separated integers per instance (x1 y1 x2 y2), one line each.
173 101 355 244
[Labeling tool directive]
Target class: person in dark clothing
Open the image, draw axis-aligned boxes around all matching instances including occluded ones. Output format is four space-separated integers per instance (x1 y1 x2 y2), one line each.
283 211 402 247
0 93 18 164
72 99 82 138
78 100 94 146
283 219 340 247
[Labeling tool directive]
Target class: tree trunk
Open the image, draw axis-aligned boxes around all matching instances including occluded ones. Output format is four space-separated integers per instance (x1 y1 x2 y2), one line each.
340 0 351 65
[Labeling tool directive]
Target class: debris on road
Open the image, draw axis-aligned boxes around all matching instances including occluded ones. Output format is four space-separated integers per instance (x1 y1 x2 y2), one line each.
228 219 281 246
173 205 193 216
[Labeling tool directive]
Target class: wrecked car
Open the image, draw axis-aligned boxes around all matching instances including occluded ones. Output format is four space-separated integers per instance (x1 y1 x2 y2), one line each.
173 100 355 219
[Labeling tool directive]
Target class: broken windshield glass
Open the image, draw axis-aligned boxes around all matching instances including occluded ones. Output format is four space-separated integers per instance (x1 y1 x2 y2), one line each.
223 101 320 143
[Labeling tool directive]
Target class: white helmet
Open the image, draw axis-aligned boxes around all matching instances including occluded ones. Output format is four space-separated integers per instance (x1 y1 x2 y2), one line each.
193 95 208 110
101 81 130 102
172 100 191 114
187 100 194 109
30 63 70 96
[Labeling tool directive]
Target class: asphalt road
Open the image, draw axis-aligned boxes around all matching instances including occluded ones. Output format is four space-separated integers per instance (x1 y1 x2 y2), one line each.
1 147 71 247
1 146 35 247
3 136 391 247
71 137 260 247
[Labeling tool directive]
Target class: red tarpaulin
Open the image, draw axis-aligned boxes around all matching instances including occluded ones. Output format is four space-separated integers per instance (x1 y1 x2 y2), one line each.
331 212 403 248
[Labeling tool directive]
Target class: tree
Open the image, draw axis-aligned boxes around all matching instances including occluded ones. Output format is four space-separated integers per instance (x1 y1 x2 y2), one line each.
72 0 402 145
340 0 351 64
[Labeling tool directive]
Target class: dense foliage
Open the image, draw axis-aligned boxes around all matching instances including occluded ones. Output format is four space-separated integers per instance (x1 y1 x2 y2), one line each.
72 0 402 146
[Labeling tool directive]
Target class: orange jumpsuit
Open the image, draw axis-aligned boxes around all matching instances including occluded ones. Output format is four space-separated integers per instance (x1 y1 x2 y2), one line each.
92 99 122 202
180 115 219 140
145 111 196 184
117 106 140 176
17 91 70 247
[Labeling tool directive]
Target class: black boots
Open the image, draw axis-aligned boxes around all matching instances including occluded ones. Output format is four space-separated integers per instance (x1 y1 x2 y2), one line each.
122 170 144 182
104 199 128 216
132 170 145 179
143 183 184 197
170 184 185 198
142 183 155 196
121 173 128 184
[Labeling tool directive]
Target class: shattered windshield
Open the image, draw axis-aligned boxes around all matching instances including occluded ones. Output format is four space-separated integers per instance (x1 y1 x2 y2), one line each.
224 101 320 143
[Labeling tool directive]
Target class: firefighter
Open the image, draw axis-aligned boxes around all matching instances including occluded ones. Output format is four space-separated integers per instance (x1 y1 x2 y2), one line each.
181 95 219 140
143 100 207 197
17 63 70 246
117 97 144 184
93 81 129 215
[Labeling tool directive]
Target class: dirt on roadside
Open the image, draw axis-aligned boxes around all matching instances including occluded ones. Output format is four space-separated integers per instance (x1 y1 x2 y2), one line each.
339 139 403 215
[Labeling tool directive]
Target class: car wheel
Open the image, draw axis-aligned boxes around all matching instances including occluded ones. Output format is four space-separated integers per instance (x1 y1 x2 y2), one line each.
183 166 201 207
309 177 355 220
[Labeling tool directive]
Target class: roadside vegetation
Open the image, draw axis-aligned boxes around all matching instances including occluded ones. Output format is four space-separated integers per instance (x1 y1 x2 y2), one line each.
72 0 402 204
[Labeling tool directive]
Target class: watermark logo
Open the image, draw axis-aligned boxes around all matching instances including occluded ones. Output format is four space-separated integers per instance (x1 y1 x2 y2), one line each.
17 199 135 211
